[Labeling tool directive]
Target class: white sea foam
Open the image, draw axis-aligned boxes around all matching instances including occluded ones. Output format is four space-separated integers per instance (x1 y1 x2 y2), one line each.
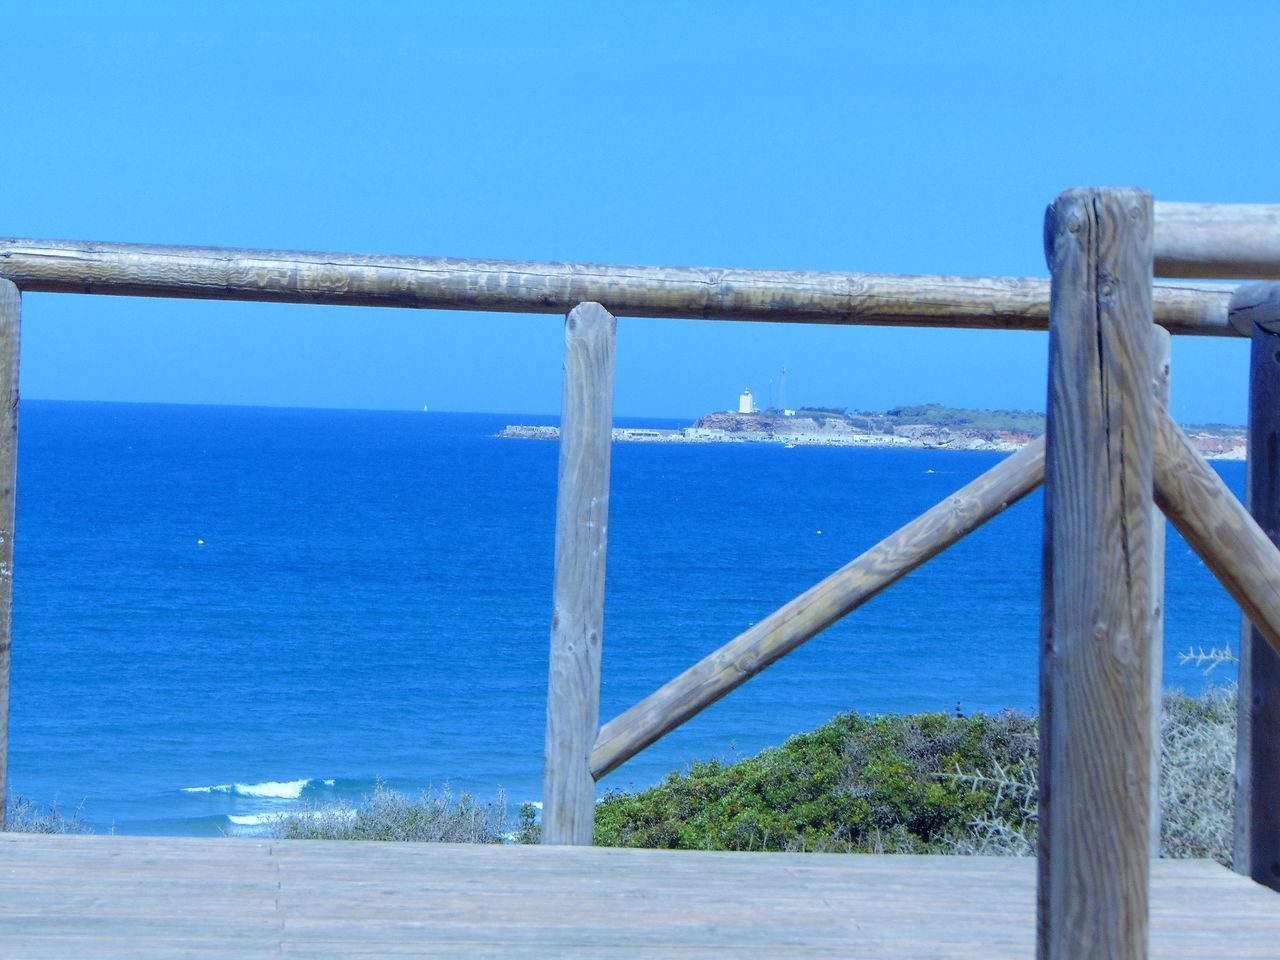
228 808 356 828
233 779 311 799
227 813 274 826
181 778 314 799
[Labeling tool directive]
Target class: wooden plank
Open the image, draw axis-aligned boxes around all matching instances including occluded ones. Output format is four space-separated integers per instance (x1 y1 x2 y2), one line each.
1155 202 1280 279
1039 187 1155 960
1234 282 1280 891
1150 323 1170 857
1 835 1278 958
542 302 615 845
590 438 1045 780
1152 411 1280 657
0 279 16 830
0 237 1240 335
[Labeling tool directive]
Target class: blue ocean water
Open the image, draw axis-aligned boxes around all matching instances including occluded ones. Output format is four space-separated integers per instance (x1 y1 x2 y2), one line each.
7 402 1241 835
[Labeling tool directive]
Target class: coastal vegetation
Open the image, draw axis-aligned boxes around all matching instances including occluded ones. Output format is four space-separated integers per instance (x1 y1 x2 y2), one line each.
3 797 89 834
588 688 1233 862
262 783 516 843
751 403 1047 435
3 691 1234 862
879 404 1046 435
258 690 1236 861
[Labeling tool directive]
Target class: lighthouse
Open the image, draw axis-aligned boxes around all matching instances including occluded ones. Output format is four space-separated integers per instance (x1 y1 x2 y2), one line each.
738 389 757 414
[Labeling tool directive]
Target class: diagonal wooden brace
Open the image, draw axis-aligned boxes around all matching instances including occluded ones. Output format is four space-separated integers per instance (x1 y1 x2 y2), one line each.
1153 408 1280 657
590 436 1046 781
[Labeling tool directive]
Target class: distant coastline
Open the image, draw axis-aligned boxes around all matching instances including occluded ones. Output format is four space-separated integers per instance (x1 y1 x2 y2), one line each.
497 402 1247 461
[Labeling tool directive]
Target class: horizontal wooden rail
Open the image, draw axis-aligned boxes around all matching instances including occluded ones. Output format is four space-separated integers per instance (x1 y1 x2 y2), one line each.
1156 202 1280 280
0 238 1238 335
1153 409 1280 656
589 437 1046 780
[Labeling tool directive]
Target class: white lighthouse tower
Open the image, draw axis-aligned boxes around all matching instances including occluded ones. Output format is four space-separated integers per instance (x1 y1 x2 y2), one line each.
738 388 757 414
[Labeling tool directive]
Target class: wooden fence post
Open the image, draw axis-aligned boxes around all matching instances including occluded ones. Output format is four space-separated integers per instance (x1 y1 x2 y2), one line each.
0 280 19 831
1039 188 1155 960
541 302 615 845
1231 282 1280 890
1150 324 1170 858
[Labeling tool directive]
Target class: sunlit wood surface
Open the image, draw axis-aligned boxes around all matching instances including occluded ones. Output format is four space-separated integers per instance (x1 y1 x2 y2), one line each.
1 833 1276 958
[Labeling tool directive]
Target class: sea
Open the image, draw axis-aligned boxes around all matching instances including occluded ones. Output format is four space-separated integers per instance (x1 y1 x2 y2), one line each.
6 401 1243 836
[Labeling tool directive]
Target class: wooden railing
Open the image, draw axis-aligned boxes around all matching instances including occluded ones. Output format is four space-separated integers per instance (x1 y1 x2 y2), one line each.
1 192 1279 960
0 236 1242 333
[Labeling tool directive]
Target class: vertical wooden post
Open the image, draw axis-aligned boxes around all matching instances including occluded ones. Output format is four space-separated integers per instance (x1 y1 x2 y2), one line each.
1149 324 1170 858
1231 282 1280 890
1039 188 1155 960
542 302 615 845
0 280 19 831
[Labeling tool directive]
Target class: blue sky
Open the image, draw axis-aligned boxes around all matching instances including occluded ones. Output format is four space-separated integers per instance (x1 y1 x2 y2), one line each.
2 1 1275 422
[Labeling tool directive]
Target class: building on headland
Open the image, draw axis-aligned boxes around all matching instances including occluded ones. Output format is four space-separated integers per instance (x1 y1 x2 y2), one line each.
738 389 757 414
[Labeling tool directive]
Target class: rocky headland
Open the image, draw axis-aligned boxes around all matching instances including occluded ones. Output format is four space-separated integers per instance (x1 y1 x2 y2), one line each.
498 403 1247 461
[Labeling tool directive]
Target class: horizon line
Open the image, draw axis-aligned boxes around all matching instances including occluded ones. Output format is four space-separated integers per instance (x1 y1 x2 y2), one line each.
14 396 1246 429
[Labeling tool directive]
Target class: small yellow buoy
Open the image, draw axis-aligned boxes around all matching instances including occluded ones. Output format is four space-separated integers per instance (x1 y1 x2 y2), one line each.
197 539 205 546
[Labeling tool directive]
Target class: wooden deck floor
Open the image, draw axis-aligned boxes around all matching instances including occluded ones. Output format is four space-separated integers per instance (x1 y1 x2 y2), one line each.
1 833 1277 958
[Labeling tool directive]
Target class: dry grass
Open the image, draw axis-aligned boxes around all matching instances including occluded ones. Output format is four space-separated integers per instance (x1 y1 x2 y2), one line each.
3 797 90 834
1157 687 1235 863
259 781 513 843
938 687 1236 863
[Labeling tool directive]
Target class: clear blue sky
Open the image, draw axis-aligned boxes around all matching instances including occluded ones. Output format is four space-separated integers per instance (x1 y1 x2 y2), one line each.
3 1 1274 423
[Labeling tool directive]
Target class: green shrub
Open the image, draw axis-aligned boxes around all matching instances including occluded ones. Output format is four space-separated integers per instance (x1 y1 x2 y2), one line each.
594 690 1236 862
594 710 1038 852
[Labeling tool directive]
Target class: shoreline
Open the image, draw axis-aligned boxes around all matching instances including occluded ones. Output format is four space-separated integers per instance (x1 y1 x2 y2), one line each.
496 423 1246 461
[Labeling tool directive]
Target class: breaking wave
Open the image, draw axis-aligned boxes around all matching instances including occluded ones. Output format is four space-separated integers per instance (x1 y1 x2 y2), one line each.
180 777 330 800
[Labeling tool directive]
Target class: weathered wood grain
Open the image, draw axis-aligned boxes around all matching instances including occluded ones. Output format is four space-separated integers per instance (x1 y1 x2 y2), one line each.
1155 202 1280 279
590 438 1045 780
1150 324 1170 857
1224 281 1280 336
0 238 1240 335
0 280 16 830
1039 188 1155 960
0 834 1277 958
1235 284 1280 891
1152 410 1280 658
542 303 615 845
